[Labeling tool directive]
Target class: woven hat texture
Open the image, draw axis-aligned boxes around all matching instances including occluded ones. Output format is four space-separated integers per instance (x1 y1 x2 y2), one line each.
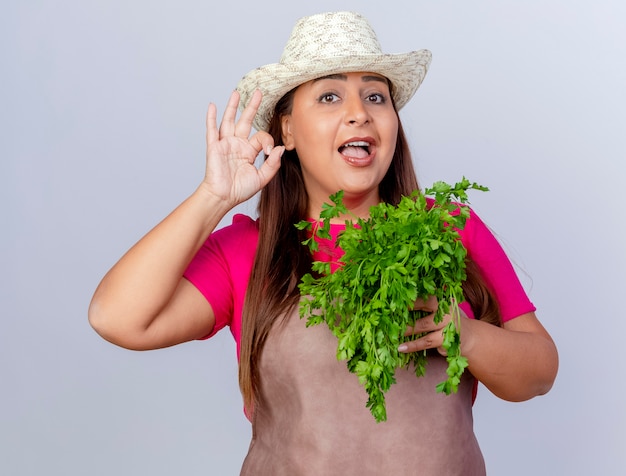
236 11 432 132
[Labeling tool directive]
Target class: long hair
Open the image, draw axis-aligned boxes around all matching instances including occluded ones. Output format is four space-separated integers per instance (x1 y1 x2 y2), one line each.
238 87 500 413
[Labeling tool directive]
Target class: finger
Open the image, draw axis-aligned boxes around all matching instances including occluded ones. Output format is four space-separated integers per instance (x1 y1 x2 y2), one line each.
412 295 438 312
248 130 275 159
404 310 450 336
398 329 444 354
206 103 218 147
219 90 241 137
257 146 284 188
235 89 263 137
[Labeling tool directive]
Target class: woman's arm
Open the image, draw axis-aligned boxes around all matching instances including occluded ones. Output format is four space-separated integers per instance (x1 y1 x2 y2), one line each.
399 309 558 400
88 187 230 350
460 311 558 400
88 90 283 350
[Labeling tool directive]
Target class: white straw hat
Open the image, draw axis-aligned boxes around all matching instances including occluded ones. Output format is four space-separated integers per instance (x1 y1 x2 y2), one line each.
236 11 432 132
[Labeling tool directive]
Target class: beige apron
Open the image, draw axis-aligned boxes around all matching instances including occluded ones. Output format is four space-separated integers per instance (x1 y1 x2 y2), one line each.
240 305 486 476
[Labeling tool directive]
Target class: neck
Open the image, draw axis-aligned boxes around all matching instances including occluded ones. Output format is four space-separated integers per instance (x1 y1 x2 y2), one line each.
308 189 381 223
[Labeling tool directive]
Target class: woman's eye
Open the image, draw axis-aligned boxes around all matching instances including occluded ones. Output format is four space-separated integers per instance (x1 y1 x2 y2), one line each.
366 93 386 104
319 93 339 103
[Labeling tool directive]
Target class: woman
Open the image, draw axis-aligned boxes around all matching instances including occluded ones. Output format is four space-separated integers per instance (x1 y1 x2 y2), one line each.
89 11 558 475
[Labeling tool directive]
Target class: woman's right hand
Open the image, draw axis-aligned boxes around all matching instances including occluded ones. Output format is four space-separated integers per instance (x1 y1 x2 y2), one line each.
201 89 284 206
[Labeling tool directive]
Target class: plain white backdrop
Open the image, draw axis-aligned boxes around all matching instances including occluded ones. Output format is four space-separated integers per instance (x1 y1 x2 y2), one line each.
2 0 625 474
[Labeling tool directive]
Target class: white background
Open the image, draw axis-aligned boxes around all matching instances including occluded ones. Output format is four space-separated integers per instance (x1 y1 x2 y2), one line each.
2 0 625 474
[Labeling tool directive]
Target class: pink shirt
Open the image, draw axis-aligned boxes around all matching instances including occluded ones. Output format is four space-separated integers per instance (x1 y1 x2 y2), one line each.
184 209 536 358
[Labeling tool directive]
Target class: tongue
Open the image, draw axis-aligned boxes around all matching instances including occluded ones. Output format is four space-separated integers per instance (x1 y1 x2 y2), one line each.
340 146 369 159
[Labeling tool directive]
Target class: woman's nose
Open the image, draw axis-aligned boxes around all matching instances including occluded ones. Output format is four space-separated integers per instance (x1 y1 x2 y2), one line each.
344 95 370 125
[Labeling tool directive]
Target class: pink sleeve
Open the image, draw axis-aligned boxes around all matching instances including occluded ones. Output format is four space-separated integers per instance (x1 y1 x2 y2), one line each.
459 209 536 322
183 214 258 353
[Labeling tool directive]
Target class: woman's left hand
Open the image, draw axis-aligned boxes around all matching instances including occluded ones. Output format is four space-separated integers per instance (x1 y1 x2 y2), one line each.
397 296 466 356
400 299 558 401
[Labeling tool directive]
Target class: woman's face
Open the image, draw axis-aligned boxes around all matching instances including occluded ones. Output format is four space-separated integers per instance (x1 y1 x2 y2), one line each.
281 72 399 219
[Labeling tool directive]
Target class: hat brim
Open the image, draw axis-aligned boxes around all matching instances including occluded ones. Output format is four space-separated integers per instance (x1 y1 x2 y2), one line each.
236 49 432 132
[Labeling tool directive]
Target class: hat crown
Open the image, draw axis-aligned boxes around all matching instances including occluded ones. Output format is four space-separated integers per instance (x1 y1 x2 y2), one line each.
280 12 384 64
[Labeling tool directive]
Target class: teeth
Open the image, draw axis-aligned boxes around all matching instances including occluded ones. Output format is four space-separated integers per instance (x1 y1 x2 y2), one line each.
343 141 370 147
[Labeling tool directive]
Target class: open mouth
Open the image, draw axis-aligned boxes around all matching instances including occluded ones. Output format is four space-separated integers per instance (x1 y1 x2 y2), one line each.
338 141 372 159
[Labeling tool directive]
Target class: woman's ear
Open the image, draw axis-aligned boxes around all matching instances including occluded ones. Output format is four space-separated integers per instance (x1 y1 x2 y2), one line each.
281 115 295 151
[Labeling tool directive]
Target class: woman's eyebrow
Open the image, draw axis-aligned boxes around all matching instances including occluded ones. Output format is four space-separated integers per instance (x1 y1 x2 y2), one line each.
313 74 347 82
312 74 387 84
362 75 388 84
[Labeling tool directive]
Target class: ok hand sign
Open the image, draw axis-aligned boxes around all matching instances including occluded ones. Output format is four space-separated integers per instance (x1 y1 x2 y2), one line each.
202 89 284 207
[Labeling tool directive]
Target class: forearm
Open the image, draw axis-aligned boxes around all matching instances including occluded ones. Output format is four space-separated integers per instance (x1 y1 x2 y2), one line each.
88 184 232 337
461 313 559 401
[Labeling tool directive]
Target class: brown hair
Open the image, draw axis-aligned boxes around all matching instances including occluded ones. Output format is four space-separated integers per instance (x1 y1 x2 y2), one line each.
238 87 500 413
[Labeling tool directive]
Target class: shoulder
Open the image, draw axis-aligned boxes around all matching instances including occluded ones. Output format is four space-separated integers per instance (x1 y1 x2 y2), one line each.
190 214 259 272
209 214 259 248
423 197 489 244
185 213 258 298
216 213 258 234
457 207 504 257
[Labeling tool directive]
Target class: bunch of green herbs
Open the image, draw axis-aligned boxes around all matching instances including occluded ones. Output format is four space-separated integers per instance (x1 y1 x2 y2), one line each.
296 178 488 422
